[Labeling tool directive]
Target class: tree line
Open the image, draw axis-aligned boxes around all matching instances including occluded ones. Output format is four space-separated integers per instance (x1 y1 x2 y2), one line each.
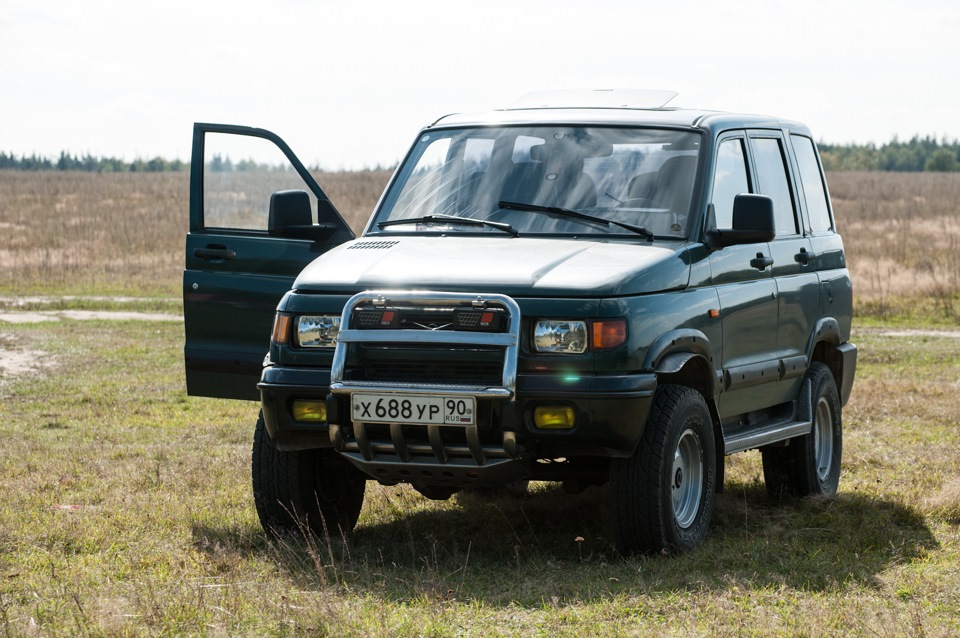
3 136 960 172
817 135 959 172
0 152 301 173
0 151 186 173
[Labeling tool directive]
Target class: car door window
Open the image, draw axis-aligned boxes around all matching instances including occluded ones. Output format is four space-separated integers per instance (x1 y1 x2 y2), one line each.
791 135 833 233
712 138 750 228
751 137 798 236
203 132 318 230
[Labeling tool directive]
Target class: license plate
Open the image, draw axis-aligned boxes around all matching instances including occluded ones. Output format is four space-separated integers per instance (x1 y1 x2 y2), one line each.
351 393 475 425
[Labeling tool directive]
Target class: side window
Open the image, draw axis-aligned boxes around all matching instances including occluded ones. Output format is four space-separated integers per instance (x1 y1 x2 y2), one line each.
711 138 749 228
204 133 316 230
791 135 833 233
751 137 797 236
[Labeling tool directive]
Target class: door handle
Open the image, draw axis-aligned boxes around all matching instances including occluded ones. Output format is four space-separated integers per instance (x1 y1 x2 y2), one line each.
750 253 774 271
193 247 236 260
794 248 817 265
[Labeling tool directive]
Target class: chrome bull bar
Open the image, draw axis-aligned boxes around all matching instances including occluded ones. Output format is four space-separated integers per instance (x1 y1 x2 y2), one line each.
327 291 525 480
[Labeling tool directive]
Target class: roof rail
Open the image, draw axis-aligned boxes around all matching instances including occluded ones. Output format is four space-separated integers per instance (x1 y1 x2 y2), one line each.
508 89 678 110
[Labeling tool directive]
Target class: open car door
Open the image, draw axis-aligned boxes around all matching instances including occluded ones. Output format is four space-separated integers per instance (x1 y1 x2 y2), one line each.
184 123 355 400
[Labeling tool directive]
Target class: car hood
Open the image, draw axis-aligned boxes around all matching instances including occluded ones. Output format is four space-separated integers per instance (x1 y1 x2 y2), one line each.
293 236 691 297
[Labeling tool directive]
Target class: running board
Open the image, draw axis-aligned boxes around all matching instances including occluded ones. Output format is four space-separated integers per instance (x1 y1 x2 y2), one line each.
723 420 812 455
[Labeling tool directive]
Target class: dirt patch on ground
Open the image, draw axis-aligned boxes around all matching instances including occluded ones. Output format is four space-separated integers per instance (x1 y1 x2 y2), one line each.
0 303 179 384
0 333 53 382
861 328 960 339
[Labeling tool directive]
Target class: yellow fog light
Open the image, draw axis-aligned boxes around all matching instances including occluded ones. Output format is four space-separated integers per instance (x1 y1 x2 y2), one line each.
534 406 576 429
292 400 327 423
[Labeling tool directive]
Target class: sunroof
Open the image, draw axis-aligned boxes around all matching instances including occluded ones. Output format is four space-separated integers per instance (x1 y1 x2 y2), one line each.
508 89 679 110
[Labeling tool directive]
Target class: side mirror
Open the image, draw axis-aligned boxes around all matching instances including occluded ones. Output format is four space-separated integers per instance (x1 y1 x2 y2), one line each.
268 189 335 241
709 194 776 248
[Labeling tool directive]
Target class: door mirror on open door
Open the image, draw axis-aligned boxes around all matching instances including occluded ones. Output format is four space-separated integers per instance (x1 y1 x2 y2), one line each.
268 189 335 241
710 194 776 248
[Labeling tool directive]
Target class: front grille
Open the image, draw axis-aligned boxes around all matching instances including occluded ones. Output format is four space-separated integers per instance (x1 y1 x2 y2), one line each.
457 311 482 328
330 290 520 395
351 306 507 333
360 359 503 385
357 311 384 328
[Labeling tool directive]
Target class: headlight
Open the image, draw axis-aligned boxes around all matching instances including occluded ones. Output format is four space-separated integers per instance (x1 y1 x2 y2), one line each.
296 315 340 348
533 320 587 354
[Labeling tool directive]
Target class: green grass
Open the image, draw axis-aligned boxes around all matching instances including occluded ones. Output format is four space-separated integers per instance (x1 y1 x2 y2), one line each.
2 317 959 635
0 282 184 302
0 295 181 314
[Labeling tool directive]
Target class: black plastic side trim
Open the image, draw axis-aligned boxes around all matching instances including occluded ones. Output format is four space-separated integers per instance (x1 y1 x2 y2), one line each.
837 341 858 406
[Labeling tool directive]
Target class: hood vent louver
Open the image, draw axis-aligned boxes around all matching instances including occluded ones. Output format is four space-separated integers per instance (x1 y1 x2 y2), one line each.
348 240 400 251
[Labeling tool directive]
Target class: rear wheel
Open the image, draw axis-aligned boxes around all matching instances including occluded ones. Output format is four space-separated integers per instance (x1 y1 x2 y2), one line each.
762 362 842 498
610 385 716 555
252 411 366 538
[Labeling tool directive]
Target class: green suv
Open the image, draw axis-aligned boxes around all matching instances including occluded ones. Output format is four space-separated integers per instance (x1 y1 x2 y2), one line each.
183 90 857 554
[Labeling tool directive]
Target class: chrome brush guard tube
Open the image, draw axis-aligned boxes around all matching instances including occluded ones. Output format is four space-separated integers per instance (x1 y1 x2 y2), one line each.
327 290 527 486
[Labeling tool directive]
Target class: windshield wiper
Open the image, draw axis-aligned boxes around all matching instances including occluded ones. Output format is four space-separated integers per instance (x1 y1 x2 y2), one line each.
378 214 519 237
497 200 654 240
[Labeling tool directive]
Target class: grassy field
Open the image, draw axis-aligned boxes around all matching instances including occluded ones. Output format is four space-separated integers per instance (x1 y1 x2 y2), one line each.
1 320 958 635
1 169 960 635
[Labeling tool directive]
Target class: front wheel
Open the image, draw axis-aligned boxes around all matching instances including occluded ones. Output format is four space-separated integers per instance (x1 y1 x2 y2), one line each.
762 362 842 498
610 385 716 555
251 412 366 538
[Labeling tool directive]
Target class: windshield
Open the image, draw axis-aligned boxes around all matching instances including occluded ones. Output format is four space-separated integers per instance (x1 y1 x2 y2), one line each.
371 126 701 238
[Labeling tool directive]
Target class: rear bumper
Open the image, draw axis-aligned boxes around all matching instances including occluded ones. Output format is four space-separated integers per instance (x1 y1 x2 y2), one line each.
258 364 656 483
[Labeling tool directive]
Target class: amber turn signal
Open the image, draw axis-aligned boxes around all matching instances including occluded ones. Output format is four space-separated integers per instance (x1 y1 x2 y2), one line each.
272 313 292 344
592 319 627 350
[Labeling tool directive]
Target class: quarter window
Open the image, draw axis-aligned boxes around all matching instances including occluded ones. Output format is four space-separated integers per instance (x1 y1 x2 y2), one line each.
751 137 797 236
791 135 833 232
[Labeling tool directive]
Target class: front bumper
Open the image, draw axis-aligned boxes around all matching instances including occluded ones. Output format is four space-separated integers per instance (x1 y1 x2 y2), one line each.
258 365 656 485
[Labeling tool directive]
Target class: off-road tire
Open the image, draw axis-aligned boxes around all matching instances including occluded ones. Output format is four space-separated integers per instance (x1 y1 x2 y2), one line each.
252 411 366 539
610 385 716 555
762 362 842 499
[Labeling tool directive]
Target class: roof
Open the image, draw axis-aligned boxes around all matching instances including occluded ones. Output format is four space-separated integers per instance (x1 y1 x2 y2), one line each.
428 91 813 137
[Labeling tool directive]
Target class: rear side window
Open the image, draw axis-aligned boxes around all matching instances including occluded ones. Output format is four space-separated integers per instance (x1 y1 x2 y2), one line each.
791 135 833 233
751 137 797 236
711 138 749 228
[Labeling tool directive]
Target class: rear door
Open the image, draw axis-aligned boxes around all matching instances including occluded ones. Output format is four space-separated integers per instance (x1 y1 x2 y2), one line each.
707 133 779 419
184 123 355 400
747 131 819 402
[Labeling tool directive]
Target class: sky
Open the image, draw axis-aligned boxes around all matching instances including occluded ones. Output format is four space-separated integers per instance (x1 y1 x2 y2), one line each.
1 0 958 169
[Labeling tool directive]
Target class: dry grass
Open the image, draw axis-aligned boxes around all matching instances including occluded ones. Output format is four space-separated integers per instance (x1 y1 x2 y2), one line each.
3 169 959 320
0 171 187 295
0 169 390 296
830 172 960 319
